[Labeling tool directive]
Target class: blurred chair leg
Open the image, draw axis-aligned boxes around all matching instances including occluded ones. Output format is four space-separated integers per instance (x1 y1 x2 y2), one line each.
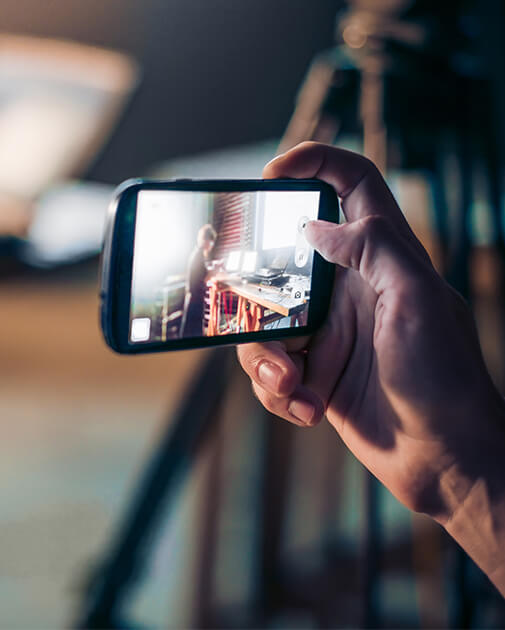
191 418 224 629
255 413 295 625
361 472 381 629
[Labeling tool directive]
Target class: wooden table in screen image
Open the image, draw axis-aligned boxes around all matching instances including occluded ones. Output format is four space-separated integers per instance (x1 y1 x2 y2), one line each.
207 278 308 335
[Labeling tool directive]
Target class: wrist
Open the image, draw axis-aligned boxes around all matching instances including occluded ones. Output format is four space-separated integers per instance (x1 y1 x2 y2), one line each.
436 387 505 520
435 389 505 593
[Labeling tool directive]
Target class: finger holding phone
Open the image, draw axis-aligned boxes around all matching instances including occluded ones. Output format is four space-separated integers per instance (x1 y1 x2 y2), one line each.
237 141 505 596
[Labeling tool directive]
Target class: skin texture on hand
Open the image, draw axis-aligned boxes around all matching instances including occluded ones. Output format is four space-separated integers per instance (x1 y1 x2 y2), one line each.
237 142 505 595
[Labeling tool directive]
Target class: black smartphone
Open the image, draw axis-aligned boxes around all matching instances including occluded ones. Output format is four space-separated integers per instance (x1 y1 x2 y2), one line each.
100 178 338 353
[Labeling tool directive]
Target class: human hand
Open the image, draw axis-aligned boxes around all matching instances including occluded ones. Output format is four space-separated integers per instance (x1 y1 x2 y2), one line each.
237 142 505 525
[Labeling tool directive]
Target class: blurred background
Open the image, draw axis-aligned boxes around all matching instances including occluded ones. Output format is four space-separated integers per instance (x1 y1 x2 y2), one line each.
2 0 505 627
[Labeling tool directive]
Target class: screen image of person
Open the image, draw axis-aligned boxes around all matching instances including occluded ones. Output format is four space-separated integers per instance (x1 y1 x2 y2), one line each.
180 223 217 338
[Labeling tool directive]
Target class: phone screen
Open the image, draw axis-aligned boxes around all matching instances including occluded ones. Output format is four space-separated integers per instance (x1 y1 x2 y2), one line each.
128 189 320 344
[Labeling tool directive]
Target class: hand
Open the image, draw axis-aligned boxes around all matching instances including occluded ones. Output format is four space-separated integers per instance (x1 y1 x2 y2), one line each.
237 142 505 524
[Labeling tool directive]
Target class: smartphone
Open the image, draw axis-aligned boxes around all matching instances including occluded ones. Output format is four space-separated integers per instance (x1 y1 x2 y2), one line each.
100 178 338 353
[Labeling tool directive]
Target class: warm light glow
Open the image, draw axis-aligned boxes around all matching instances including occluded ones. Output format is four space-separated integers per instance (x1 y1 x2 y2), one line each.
131 190 210 300
0 34 138 199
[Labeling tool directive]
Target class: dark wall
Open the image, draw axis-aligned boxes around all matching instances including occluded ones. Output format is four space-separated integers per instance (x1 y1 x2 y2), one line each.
3 0 341 183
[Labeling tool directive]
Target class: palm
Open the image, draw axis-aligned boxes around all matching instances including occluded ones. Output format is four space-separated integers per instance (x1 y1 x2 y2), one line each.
297 266 448 507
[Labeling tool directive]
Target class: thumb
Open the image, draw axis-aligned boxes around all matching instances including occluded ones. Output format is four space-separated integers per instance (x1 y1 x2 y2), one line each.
306 217 431 296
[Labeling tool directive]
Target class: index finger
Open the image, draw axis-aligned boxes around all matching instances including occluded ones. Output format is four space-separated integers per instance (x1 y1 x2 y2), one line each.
263 141 424 255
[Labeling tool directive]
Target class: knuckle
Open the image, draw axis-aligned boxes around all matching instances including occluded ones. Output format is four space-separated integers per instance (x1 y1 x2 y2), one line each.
359 157 385 190
362 157 381 179
297 140 322 152
294 141 328 165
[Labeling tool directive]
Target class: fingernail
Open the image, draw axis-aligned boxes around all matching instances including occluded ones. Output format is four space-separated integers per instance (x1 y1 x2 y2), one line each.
288 399 315 425
258 361 282 390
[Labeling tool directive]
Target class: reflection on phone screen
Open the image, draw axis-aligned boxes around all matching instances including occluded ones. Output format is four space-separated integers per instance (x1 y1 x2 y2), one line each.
129 189 320 343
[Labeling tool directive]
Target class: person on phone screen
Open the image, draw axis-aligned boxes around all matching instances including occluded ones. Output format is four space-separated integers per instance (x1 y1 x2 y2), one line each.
237 141 505 597
180 223 217 338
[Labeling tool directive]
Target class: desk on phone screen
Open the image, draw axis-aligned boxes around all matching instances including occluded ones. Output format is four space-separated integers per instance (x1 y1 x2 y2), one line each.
207 274 308 335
